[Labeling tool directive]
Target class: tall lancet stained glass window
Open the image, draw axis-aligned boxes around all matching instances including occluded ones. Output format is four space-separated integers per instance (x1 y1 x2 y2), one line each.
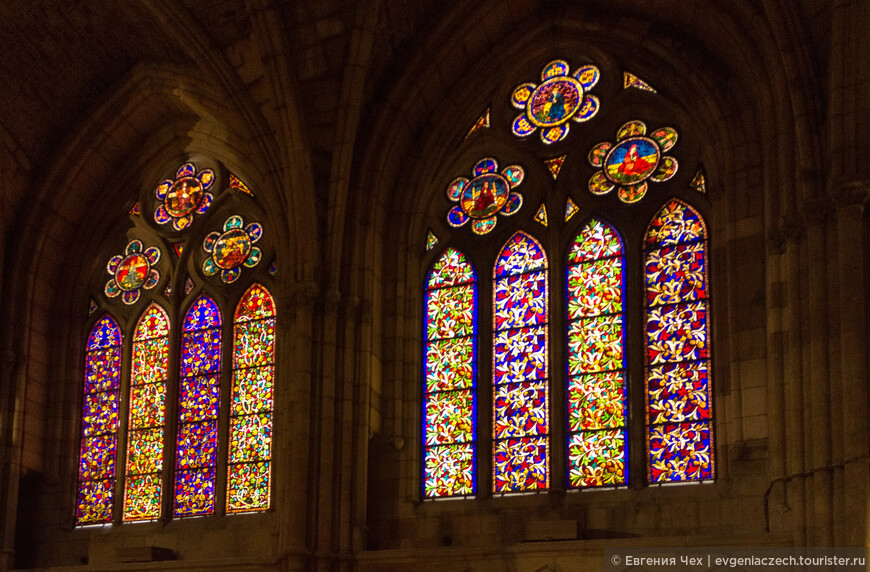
228 284 277 512
493 232 549 492
124 304 169 521
645 200 713 483
423 249 477 498
76 316 123 525
566 219 627 488
175 297 222 516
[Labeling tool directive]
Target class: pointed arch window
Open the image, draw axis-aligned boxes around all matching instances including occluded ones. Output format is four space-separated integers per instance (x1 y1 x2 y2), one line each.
644 199 713 483
566 218 627 488
76 164 276 525
422 199 715 494
227 284 277 512
423 248 477 498
124 304 169 521
175 296 222 516
492 232 549 492
76 316 122 525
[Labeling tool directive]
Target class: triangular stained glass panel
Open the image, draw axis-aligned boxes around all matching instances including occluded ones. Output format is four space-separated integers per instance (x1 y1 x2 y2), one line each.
184 278 194 295
163 283 172 296
88 299 98 316
268 261 277 276
426 229 439 251
544 155 566 180
565 198 580 222
624 72 657 93
229 173 254 196
690 169 707 193
174 243 184 257
533 203 548 227
463 107 491 141
129 202 141 215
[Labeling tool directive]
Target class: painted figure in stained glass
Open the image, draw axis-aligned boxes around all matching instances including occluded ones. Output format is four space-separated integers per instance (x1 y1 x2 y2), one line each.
511 60 600 144
154 163 215 231
105 239 161 305
446 158 524 235
588 121 679 203
203 215 263 283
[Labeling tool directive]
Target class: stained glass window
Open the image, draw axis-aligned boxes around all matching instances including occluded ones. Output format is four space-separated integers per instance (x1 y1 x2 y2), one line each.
493 232 549 492
566 219 627 488
123 304 169 521
175 297 222 516
227 284 276 512
423 249 477 497
645 200 713 483
76 316 122 525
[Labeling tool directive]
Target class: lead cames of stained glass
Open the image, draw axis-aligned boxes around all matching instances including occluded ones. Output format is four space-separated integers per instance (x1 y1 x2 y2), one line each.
648 422 712 482
587 120 679 203
105 239 161 305
446 158 524 235
511 59 601 144
154 163 215 230
423 249 477 498
202 215 264 283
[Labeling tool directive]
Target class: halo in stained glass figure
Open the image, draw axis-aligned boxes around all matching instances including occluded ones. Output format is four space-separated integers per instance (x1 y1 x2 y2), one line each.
154 163 216 231
105 239 161 305
202 215 263 283
445 158 525 236
511 60 601 144
587 120 679 204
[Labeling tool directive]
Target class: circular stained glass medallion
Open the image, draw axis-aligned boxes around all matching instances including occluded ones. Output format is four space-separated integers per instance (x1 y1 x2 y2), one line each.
604 137 660 186
165 177 204 217
460 174 510 219
213 228 253 269
528 77 582 127
115 253 150 291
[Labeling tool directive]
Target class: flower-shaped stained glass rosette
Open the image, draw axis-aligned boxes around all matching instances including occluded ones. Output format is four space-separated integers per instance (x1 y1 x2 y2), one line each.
202 215 263 283
511 60 601 144
445 158 524 235
154 163 216 231
105 239 161 305
587 120 679 204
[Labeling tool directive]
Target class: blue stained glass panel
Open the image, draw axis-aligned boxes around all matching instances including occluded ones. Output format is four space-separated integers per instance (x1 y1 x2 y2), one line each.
645 201 713 484
492 232 549 493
